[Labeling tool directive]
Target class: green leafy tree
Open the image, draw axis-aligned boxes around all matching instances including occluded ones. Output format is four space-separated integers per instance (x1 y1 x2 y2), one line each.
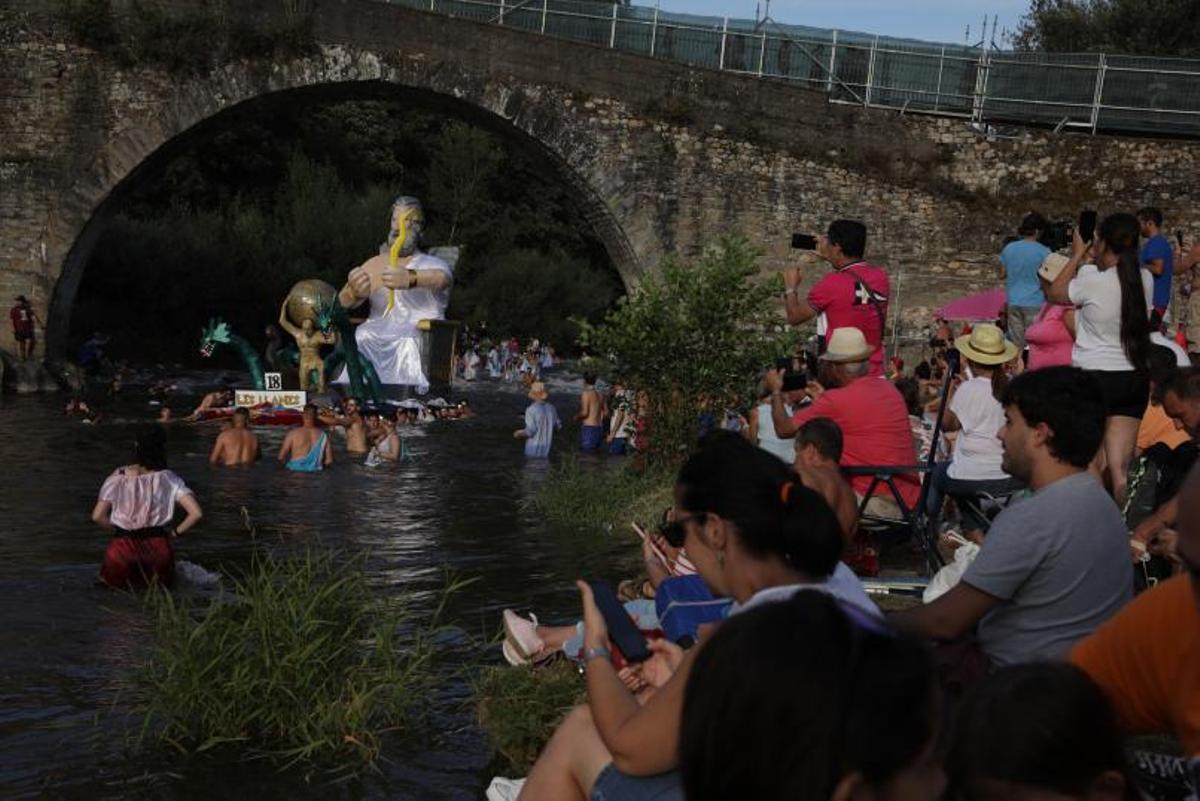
577 236 795 464
1014 0 1200 56
425 122 505 244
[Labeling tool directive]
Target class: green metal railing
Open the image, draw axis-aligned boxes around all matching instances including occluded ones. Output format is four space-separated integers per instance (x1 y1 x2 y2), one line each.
382 0 1200 137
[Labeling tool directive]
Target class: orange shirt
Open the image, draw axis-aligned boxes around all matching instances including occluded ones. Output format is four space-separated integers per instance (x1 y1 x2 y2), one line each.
1137 403 1191 452
1071 575 1200 755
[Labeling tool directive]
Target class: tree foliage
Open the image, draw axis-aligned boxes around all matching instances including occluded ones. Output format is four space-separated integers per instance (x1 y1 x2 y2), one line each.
577 236 795 464
1013 0 1200 56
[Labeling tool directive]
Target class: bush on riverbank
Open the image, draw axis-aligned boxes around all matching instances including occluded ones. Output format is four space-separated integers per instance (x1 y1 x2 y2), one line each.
475 660 586 773
530 457 675 534
135 550 444 775
577 235 796 465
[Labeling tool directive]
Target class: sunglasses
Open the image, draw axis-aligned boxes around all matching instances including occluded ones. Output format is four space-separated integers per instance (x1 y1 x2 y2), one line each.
657 511 706 548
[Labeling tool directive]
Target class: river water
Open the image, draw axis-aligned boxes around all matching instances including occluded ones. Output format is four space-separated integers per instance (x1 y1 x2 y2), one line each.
0 372 633 799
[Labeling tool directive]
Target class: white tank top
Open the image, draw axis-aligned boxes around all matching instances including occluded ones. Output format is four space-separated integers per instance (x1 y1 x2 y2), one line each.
756 402 796 464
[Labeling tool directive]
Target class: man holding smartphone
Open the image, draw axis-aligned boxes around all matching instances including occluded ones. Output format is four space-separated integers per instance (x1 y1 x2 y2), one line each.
783 220 890 377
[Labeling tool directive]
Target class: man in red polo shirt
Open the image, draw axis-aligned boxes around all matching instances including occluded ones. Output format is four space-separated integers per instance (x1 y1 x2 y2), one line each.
784 220 890 376
767 327 919 516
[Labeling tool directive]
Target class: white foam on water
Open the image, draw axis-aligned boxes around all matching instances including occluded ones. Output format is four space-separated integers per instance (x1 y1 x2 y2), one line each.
176 560 222 587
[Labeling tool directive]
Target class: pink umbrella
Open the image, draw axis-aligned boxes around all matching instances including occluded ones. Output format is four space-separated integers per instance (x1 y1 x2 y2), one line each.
936 288 1007 322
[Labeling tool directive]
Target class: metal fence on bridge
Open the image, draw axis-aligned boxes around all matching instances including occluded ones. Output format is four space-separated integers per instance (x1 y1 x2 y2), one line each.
382 0 1200 137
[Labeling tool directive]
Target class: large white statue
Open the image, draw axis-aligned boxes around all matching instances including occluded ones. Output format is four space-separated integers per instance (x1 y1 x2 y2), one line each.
335 197 452 394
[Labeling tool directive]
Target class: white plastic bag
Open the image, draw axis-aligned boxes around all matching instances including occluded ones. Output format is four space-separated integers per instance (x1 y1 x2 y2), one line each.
922 542 980 604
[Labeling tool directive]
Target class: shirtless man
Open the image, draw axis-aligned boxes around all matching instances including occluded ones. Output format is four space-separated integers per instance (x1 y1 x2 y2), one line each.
188 387 234 421
278 404 332 472
209 407 260 466
278 298 336 393
793 417 858 547
319 397 368 454
575 373 606 451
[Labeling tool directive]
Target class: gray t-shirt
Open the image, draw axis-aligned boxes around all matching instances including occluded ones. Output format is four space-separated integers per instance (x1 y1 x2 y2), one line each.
963 471 1132 667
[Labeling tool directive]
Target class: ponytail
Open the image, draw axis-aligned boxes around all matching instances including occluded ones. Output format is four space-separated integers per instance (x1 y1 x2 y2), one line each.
1098 213 1152 373
678 432 843 579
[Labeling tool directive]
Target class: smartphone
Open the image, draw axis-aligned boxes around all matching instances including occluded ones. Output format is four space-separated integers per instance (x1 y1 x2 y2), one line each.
1177 230 1186 249
631 522 669 566
1078 210 1097 244
587 580 651 663
791 233 818 250
782 372 808 392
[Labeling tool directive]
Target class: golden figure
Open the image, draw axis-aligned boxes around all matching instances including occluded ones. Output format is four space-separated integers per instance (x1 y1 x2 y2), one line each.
278 297 336 393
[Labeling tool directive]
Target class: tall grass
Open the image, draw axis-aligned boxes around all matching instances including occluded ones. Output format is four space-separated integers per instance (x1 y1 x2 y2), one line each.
529 457 675 533
474 661 586 773
135 550 454 776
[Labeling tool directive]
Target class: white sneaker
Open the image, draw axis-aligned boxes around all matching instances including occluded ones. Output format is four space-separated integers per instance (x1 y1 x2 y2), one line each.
502 609 544 659
486 776 526 801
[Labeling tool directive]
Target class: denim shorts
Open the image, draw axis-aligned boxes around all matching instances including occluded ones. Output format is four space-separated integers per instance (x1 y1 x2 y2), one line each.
591 763 683 801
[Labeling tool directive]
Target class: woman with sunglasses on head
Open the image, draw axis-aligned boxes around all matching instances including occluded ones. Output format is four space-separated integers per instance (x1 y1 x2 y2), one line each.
1046 213 1154 505
492 432 880 801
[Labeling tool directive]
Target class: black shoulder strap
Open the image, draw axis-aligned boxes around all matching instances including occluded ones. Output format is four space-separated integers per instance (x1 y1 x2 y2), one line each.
841 265 888 332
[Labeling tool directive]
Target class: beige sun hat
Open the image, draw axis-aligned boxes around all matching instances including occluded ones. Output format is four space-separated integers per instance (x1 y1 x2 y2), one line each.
954 323 1019 366
820 327 874 363
1038 252 1070 283
527 381 549 401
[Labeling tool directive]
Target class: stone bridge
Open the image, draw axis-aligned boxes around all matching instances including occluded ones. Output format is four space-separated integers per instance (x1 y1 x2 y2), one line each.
2 0 1199 358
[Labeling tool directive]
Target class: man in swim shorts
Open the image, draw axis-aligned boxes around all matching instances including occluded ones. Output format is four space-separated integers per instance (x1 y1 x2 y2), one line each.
209 407 260 466
575 373 605 451
278 404 332 472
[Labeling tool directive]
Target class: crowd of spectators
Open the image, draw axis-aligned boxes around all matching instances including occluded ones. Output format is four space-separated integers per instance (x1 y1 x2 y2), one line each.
487 213 1200 801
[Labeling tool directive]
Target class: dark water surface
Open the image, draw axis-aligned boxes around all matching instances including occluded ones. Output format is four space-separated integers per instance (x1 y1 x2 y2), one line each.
0 373 631 799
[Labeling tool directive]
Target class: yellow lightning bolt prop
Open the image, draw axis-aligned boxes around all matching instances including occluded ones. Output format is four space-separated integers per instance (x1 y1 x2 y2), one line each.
385 212 409 316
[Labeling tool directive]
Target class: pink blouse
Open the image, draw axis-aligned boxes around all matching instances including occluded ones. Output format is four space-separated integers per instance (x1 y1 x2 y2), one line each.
98 468 191 530
1024 303 1074 371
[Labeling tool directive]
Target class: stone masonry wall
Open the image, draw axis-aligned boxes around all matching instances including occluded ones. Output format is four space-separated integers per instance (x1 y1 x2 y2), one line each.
1 0 1198 358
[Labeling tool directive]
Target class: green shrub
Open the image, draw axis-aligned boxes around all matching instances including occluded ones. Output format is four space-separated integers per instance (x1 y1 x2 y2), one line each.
134 550 449 776
475 660 586 773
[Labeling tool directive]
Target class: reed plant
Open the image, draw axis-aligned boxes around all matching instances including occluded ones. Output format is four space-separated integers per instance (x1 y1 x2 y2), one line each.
530 457 675 534
474 660 586 773
135 550 452 775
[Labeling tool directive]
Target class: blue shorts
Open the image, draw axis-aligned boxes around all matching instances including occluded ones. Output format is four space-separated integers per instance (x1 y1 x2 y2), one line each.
609 438 627 455
591 763 683 801
581 425 604 451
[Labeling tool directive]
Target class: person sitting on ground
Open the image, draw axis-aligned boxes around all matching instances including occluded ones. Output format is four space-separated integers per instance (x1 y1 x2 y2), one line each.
783 219 890 375
92 426 203 589
319 397 368 455
1071 462 1200 776
747 374 806 464
576 373 606 452
999 212 1052 349
364 410 400 467
187 386 234 421
925 325 1025 531
278 403 331 472
678 592 942 801
793 417 858 545
1024 252 1077 371
946 662 1137 801
768 327 920 520
892 366 1132 670
1132 367 1200 550
208 407 260 466
503 432 878 801
1136 345 1190 457
896 377 936 464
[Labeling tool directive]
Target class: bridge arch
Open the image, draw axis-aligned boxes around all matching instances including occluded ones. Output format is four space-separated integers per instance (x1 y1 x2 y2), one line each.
45 46 640 357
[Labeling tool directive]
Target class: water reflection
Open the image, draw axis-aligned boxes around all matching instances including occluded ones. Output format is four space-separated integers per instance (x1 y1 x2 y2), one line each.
0 378 637 798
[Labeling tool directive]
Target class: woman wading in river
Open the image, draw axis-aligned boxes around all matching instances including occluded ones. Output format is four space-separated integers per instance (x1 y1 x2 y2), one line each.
91 426 202 589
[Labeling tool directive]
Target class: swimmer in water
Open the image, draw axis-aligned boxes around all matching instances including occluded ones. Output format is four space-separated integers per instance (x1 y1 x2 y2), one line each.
319 397 368 454
279 404 332 472
364 411 400 467
208 407 260 466
157 406 173 425
92 426 203 589
187 386 234 421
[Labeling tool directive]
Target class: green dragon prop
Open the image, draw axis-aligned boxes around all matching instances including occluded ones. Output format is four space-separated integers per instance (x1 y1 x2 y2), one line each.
315 300 384 403
199 317 266 390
